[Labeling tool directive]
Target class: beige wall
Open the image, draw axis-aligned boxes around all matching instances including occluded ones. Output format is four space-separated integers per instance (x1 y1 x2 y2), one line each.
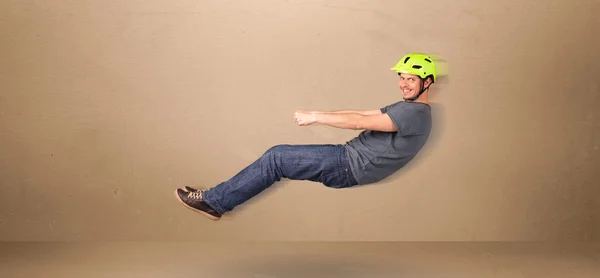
1 0 599 241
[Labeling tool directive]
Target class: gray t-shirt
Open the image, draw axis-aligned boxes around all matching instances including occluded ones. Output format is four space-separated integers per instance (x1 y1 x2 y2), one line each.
344 101 432 185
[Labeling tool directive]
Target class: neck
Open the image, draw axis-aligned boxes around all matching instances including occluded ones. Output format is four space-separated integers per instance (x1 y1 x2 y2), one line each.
406 90 429 104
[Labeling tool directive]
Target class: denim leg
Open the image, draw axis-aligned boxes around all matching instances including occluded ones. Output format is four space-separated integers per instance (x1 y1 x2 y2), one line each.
201 144 358 214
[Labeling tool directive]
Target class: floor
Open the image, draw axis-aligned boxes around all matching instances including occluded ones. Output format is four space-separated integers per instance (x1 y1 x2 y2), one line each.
1 242 599 277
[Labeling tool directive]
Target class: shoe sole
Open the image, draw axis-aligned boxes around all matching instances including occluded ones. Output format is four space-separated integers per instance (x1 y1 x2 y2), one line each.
174 189 221 221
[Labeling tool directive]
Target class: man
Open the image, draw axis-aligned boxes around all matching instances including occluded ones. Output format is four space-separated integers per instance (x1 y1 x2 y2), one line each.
174 53 437 221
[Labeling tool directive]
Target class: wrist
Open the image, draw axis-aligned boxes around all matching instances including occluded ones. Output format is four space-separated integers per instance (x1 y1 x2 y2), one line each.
311 112 319 124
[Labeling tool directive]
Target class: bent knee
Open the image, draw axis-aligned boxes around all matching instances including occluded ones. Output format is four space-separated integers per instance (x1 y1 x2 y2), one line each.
264 144 292 156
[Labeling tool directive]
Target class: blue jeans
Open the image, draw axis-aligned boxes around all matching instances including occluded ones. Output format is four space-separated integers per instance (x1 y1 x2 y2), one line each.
201 144 358 214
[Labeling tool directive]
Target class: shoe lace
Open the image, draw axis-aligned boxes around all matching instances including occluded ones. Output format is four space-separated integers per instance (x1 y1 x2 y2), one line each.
187 190 205 200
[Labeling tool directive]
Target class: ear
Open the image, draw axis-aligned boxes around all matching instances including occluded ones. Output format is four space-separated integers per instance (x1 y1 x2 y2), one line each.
423 76 433 89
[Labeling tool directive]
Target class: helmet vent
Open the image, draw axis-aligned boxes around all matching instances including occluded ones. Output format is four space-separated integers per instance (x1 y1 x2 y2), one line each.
412 65 422 69
424 58 432 63
404 57 411 63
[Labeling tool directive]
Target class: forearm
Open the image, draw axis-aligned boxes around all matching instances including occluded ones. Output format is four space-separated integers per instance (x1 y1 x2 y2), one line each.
321 110 364 114
312 112 365 130
315 109 379 115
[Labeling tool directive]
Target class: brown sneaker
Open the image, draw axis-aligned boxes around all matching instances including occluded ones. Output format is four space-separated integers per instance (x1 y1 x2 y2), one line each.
184 186 199 192
174 188 222 221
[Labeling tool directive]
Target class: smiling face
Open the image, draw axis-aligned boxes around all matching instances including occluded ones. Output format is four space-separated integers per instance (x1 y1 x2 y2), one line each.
398 73 432 101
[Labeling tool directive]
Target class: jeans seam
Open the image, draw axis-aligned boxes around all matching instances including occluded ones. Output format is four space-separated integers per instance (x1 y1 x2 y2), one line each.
319 168 348 180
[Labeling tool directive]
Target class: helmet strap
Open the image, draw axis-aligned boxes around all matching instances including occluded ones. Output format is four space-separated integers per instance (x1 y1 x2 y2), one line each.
405 77 431 101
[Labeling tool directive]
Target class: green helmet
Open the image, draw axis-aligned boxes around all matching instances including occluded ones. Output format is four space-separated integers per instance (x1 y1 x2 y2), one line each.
390 53 436 83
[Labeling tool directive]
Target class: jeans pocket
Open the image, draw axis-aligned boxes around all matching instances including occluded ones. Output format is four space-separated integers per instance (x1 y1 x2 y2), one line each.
319 168 353 189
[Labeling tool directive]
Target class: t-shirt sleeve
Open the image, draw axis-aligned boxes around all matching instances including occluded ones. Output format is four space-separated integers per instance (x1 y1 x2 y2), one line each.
380 102 398 114
384 105 429 136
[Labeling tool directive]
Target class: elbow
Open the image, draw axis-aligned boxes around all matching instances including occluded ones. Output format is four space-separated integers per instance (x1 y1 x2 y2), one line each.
354 116 366 130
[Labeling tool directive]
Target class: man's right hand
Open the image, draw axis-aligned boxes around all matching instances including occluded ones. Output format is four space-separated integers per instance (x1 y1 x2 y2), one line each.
294 110 317 126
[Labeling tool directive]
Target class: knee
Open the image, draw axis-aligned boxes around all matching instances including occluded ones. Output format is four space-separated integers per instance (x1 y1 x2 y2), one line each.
264 144 290 157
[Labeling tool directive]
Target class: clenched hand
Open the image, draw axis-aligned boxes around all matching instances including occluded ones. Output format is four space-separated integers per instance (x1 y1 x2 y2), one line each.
294 110 316 126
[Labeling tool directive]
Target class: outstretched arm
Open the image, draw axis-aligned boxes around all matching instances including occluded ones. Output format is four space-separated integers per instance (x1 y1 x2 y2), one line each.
294 110 396 132
324 109 383 116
